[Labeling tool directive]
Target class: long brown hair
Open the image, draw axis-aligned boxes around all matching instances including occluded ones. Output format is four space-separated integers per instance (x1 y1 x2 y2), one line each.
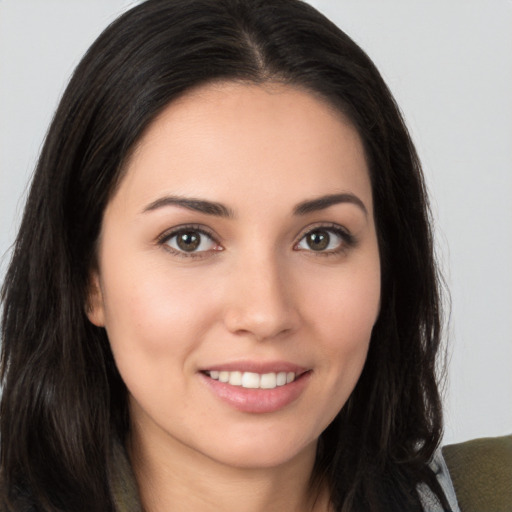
1 1 449 510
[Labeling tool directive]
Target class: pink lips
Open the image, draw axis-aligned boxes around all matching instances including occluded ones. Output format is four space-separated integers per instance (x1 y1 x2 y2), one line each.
199 361 311 414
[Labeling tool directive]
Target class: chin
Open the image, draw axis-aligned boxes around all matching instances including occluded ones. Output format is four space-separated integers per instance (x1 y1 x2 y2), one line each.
201 432 318 470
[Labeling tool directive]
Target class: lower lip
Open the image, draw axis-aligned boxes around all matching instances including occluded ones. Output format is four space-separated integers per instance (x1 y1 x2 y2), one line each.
200 372 311 413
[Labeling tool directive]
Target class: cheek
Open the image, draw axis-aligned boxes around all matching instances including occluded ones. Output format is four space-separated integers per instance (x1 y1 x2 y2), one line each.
100 258 219 362
306 262 380 342
302 261 380 393
100 264 219 411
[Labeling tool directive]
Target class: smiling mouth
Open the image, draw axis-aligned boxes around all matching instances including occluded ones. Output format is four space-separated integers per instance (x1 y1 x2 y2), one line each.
203 370 304 390
201 367 312 413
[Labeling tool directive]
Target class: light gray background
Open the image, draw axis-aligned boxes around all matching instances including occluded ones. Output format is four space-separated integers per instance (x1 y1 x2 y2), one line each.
1 0 511 445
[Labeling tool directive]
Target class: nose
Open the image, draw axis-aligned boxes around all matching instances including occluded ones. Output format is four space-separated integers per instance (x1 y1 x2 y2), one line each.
222 253 301 341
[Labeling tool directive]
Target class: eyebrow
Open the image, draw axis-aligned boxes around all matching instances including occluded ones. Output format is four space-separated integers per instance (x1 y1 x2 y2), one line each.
293 193 368 217
142 196 235 218
142 192 367 218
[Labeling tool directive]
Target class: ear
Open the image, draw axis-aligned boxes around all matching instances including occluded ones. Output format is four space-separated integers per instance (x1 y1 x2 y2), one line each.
86 271 106 327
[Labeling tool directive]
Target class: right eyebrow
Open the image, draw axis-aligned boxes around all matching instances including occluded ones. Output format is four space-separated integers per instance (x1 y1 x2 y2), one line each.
141 195 235 218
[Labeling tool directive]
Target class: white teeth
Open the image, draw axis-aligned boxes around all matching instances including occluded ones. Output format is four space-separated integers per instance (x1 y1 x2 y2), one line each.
276 372 287 386
228 371 242 386
207 370 297 389
242 372 260 388
260 373 277 389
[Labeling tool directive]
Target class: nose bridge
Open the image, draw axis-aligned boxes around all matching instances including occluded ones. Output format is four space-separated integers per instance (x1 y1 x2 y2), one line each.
223 247 299 340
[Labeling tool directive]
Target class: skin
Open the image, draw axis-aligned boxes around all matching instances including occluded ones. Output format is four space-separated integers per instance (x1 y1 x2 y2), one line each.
88 82 381 512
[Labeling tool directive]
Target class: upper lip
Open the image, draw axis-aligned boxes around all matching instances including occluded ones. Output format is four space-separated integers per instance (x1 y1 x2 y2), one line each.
200 360 309 374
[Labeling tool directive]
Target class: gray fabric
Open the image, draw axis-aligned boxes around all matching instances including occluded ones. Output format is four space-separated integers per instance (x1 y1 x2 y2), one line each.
418 449 461 512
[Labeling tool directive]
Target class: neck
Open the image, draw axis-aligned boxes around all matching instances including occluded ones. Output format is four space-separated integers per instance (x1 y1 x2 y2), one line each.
128 424 330 512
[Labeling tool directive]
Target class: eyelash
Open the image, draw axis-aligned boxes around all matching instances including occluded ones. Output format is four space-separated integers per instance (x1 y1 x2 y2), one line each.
156 223 356 259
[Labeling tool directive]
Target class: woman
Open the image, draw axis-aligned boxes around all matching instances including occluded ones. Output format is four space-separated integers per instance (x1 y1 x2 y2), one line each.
0 0 459 510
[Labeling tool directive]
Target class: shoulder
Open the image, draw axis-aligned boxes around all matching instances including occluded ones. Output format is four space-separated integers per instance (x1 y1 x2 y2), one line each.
442 435 512 512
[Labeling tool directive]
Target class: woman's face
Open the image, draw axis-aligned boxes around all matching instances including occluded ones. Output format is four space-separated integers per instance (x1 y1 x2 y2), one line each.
88 82 380 469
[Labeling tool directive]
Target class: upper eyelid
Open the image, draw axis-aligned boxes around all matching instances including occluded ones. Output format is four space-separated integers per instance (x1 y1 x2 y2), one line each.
157 224 219 244
295 222 351 240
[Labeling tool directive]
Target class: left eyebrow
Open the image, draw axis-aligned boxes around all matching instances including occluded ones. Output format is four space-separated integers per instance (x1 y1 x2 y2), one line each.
293 193 368 217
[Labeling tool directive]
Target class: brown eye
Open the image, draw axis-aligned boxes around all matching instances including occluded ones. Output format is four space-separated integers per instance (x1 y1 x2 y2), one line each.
176 231 201 252
164 228 218 254
296 226 352 253
305 230 330 251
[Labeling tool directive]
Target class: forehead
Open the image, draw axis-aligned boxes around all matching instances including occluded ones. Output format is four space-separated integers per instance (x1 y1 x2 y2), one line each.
113 81 372 217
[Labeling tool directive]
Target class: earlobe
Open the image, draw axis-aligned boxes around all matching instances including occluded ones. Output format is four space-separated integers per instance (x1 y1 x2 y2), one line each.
86 272 106 327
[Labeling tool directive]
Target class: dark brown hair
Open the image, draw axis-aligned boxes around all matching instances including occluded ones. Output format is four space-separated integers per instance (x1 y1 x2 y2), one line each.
1 1 449 510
